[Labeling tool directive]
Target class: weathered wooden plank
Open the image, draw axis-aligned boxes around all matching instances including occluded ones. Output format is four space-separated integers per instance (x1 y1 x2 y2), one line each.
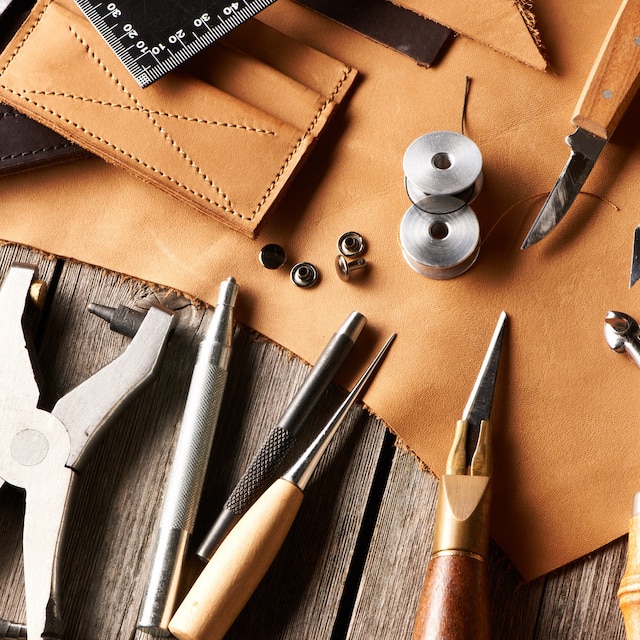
535 538 627 639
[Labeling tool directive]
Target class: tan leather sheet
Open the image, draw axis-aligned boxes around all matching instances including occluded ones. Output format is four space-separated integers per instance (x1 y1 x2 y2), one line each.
0 0 638 581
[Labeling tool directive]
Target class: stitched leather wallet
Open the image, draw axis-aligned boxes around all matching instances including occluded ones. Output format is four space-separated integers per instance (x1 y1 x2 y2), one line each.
0 0 357 237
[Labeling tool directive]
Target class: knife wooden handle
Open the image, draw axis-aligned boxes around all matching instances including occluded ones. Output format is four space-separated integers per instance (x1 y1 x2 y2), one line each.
168 478 303 640
573 0 640 139
412 554 490 640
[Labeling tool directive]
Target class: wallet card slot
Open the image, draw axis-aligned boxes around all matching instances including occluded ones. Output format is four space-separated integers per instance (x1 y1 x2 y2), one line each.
183 44 325 132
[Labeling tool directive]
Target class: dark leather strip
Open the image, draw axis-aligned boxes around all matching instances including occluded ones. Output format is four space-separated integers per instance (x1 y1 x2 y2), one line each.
294 0 453 67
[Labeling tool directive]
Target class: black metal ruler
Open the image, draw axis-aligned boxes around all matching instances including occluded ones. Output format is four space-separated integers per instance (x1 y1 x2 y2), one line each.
74 0 276 87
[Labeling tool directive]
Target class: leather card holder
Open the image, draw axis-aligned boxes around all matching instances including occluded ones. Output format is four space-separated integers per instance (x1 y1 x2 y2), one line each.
0 0 357 237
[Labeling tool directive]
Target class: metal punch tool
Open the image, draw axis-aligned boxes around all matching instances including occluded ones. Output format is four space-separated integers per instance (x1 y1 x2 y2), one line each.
0 263 176 639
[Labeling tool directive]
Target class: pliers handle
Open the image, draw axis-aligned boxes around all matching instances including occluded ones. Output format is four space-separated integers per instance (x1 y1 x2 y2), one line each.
0 263 176 639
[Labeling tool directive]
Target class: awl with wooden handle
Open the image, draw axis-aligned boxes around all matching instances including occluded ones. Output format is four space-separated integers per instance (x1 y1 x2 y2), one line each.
168 333 395 640
412 312 507 640
521 0 640 249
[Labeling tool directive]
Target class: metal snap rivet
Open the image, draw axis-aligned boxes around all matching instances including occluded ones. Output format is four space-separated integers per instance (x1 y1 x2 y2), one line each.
335 255 367 282
290 262 319 288
337 231 366 257
259 243 287 270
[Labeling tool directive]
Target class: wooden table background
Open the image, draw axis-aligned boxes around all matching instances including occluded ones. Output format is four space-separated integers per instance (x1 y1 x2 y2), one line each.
0 243 629 639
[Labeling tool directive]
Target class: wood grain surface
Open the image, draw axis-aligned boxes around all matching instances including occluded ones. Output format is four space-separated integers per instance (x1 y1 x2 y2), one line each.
0 244 629 639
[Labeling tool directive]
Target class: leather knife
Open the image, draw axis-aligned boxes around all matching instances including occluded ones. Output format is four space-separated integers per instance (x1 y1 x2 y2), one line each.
521 0 640 249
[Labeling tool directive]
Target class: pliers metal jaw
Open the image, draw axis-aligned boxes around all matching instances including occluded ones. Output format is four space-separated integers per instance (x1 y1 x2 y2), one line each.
0 263 176 639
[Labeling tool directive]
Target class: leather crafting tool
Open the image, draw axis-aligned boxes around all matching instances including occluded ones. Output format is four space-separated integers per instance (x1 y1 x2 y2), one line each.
168 334 395 640
0 263 176 639
604 312 640 638
74 0 278 87
138 278 237 636
521 0 640 249
605 310 640 366
196 311 366 561
412 311 507 640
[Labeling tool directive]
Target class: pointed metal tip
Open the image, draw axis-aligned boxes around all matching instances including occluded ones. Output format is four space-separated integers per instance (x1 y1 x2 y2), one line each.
216 277 239 307
462 312 507 424
629 226 640 288
87 302 115 324
520 233 541 250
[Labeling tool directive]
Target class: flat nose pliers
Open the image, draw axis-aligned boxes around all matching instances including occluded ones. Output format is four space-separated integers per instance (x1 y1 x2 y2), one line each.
0 263 176 639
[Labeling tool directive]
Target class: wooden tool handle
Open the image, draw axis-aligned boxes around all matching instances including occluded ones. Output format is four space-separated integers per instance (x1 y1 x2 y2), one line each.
573 0 640 139
168 478 304 640
619 510 640 639
412 554 490 640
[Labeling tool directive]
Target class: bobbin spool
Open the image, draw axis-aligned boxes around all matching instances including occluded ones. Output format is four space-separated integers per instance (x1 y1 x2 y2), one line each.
399 196 480 280
403 131 483 211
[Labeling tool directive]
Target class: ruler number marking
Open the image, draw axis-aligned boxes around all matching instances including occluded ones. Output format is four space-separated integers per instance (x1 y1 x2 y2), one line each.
76 0 277 87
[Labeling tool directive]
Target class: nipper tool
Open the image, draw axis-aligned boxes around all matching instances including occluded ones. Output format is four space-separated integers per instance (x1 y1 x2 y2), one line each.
0 263 175 639
413 311 507 640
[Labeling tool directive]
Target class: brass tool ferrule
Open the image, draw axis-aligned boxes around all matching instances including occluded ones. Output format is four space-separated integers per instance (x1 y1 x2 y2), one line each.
431 419 492 558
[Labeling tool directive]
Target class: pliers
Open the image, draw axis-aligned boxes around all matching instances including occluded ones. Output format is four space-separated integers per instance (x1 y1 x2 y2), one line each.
0 263 176 639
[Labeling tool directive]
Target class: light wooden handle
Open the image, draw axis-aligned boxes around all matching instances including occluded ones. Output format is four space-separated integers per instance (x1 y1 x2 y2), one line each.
412 554 490 640
572 0 640 139
619 513 640 639
168 478 303 640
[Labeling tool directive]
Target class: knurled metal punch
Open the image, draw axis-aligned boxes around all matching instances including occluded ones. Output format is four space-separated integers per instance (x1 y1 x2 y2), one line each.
0 263 176 639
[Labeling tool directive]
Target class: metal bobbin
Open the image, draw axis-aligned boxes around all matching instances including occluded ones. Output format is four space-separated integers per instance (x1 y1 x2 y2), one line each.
399 195 480 280
403 131 483 210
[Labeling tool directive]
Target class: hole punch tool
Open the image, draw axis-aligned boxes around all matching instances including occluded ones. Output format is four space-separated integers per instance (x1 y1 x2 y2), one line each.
412 311 507 640
0 263 176 639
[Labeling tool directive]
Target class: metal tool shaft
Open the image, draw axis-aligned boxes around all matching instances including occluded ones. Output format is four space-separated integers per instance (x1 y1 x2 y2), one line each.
138 278 237 636
196 311 367 561
284 333 396 490
168 334 395 640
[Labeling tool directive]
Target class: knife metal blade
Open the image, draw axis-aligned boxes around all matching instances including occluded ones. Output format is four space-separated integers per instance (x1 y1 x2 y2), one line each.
630 225 640 288
521 128 607 249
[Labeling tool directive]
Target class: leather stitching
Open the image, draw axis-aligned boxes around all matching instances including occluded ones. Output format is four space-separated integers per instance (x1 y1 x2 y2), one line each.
68 25 237 216
0 0 354 225
1 142 75 161
254 65 353 216
6 93 279 135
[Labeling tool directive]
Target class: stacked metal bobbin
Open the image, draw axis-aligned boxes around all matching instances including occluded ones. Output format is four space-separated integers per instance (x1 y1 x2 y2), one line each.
400 131 483 279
